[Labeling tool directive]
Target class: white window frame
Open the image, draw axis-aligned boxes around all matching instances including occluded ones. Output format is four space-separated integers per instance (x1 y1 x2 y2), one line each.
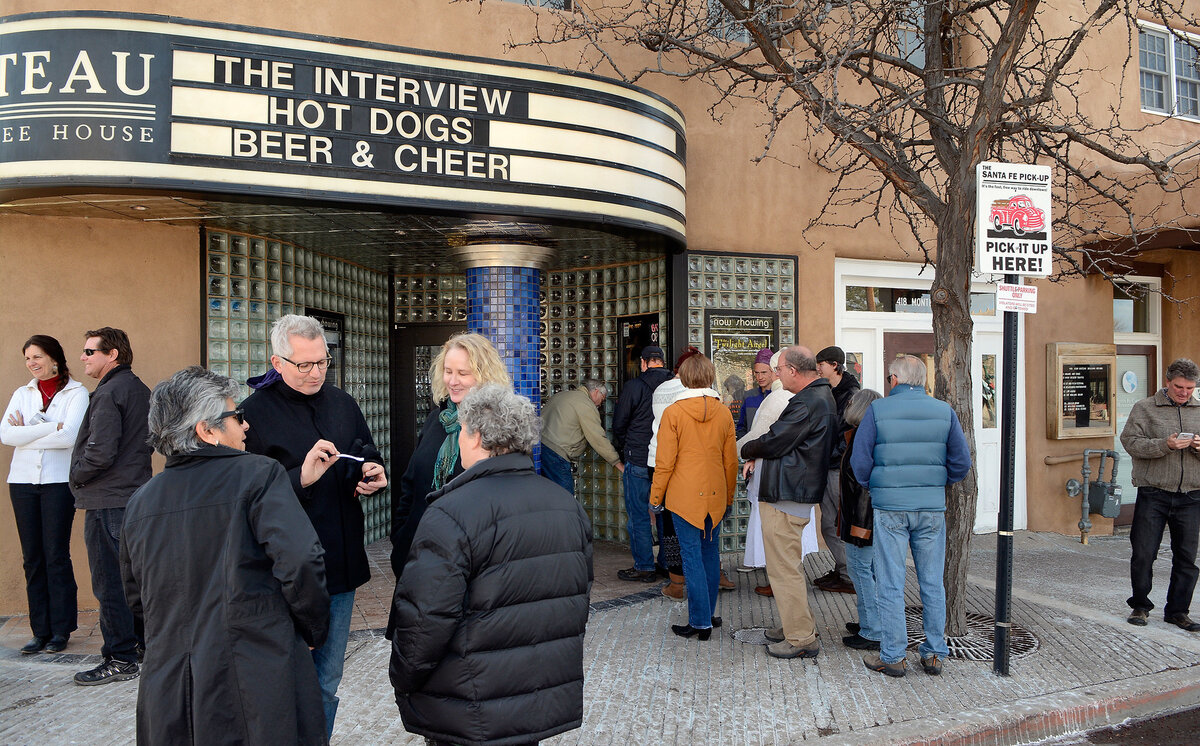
1112 275 1163 379
1139 22 1200 121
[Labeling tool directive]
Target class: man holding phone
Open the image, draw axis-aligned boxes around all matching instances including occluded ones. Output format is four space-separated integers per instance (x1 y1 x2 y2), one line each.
1120 358 1200 632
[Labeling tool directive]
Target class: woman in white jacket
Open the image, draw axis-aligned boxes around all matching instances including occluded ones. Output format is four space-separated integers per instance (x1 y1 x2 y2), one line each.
1 335 88 654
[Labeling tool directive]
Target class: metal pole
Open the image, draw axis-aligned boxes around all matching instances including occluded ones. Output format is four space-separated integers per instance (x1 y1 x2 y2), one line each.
993 273 1021 675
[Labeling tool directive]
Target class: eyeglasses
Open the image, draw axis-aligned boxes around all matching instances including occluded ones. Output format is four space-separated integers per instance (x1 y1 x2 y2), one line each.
83 348 103 357
217 408 245 425
279 355 333 373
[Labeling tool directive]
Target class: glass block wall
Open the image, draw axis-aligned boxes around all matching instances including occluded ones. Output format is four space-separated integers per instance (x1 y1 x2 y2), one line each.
204 230 393 543
686 253 798 553
394 258 668 544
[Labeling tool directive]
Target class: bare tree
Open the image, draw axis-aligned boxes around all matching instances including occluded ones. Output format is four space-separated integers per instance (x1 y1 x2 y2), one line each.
511 0 1200 635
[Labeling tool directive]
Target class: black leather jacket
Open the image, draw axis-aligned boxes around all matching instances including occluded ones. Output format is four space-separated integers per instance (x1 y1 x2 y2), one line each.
740 377 838 504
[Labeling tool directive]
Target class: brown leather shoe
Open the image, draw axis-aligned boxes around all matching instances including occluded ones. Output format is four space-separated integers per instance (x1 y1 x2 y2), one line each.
816 576 856 594
662 572 686 601
754 584 773 597
719 571 735 591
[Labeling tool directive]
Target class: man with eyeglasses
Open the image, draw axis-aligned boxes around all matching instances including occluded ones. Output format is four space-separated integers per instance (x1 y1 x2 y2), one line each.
69 327 152 686
241 314 387 739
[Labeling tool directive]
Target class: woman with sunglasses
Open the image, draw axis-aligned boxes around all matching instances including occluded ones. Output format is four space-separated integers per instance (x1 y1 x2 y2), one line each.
1 335 88 655
121 366 329 744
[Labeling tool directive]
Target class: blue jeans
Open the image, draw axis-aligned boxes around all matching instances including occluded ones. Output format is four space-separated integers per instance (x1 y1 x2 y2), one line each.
844 543 880 642
539 445 574 495
674 514 720 629
622 463 654 571
84 508 140 662
1128 486 1200 617
873 510 947 663
10 483 77 639
312 590 355 739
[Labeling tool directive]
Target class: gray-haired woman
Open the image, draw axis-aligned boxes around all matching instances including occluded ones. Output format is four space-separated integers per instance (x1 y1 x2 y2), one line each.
390 383 592 746
119 366 330 745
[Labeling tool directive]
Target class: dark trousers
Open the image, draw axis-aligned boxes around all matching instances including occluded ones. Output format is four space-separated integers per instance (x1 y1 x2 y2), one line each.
84 507 141 662
1128 486 1200 617
10 483 78 639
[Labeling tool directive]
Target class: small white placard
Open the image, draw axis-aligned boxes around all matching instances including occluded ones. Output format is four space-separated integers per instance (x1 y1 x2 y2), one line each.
996 283 1038 313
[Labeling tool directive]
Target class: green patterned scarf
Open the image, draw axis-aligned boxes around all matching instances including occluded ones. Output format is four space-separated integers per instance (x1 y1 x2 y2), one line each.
432 401 461 490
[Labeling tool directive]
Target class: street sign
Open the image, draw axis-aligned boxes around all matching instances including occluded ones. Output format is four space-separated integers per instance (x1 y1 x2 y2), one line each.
976 162 1053 276
996 283 1038 313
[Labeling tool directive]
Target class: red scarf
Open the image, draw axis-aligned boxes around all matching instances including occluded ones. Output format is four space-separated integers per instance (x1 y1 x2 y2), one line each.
37 378 59 410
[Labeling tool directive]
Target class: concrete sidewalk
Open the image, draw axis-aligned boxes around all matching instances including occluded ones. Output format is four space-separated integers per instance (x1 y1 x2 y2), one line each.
3 531 1199 745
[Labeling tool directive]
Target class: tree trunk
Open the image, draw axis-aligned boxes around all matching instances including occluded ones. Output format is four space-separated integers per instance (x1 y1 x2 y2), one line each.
931 180 979 638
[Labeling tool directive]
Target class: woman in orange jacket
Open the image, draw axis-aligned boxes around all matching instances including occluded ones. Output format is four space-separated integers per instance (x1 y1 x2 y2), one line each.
650 353 738 640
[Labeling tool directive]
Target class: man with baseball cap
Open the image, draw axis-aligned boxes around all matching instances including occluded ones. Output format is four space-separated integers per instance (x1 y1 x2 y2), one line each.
813 345 860 594
613 345 675 582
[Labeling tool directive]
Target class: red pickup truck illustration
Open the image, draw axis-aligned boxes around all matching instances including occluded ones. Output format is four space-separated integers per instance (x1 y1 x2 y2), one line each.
989 195 1045 235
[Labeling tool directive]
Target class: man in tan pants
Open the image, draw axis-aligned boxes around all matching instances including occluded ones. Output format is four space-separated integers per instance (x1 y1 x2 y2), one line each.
740 346 839 659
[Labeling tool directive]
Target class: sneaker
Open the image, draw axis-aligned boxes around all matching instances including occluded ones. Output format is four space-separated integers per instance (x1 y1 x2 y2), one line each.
735 565 758 574
764 626 785 643
813 569 840 587
1127 609 1149 626
137 643 145 664
718 571 735 591
863 653 906 678
767 639 820 659
1165 613 1200 632
842 633 880 651
921 655 943 675
74 658 139 686
617 567 658 582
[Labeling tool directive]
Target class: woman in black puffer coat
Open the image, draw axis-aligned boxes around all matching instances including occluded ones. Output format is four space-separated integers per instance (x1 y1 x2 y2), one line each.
389 383 593 746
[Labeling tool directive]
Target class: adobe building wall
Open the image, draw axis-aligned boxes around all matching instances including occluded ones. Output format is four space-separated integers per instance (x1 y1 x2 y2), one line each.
0 214 201 615
1024 274 1120 536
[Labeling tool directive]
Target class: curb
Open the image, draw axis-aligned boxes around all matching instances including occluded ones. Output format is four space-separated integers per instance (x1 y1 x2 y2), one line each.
829 665 1200 745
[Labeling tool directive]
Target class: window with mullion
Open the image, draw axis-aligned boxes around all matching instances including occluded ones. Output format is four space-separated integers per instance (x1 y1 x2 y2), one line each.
1175 37 1200 116
1140 29 1169 113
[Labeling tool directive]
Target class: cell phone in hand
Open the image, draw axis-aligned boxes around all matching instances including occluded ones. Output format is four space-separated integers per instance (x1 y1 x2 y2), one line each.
1180 433 1195 440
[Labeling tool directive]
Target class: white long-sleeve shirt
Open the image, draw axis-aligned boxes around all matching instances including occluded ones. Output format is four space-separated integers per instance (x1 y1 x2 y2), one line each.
1 377 89 484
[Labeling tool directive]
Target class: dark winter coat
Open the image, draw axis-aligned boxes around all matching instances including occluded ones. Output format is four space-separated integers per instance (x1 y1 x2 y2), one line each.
120 445 329 746
839 429 873 547
390 402 463 579
241 380 383 596
69 365 152 509
829 372 861 463
740 377 838 504
612 366 675 467
389 453 593 746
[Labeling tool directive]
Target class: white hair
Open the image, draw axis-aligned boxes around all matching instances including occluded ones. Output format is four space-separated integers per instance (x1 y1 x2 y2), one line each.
270 315 326 359
890 355 928 387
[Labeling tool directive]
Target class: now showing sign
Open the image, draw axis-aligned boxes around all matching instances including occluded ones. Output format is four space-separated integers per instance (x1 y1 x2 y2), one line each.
976 162 1053 277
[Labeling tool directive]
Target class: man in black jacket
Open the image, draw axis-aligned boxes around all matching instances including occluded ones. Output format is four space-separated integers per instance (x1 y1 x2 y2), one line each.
69 327 151 686
611 345 675 582
241 314 387 740
741 346 838 660
813 346 861 594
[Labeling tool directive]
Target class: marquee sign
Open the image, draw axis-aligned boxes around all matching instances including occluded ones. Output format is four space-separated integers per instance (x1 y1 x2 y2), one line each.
0 12 687 244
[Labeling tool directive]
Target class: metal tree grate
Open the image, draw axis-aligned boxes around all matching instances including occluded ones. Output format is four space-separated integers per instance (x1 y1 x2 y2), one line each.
732 609 1040 662
905 606 1040 661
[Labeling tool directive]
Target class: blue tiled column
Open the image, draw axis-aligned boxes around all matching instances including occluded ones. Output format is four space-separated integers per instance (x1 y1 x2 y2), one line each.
465 265 542 407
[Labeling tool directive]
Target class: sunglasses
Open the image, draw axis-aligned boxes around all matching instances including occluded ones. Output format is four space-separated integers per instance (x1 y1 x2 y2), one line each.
217 408 245 425
83 348 105 357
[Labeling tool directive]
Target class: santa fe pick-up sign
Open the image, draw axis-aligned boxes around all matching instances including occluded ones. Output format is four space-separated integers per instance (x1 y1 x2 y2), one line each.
976 162 1052 276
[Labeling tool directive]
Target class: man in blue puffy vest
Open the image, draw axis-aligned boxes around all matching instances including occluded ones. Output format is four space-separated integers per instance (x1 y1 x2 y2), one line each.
850 355 971 678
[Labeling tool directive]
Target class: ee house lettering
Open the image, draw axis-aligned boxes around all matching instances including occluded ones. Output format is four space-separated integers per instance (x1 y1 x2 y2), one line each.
0 48 157 145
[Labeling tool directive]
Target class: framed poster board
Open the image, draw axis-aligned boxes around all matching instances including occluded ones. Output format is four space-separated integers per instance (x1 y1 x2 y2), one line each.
306 307 346 390
1047 342 1117 439
705 311 779 417
617 314 662 396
